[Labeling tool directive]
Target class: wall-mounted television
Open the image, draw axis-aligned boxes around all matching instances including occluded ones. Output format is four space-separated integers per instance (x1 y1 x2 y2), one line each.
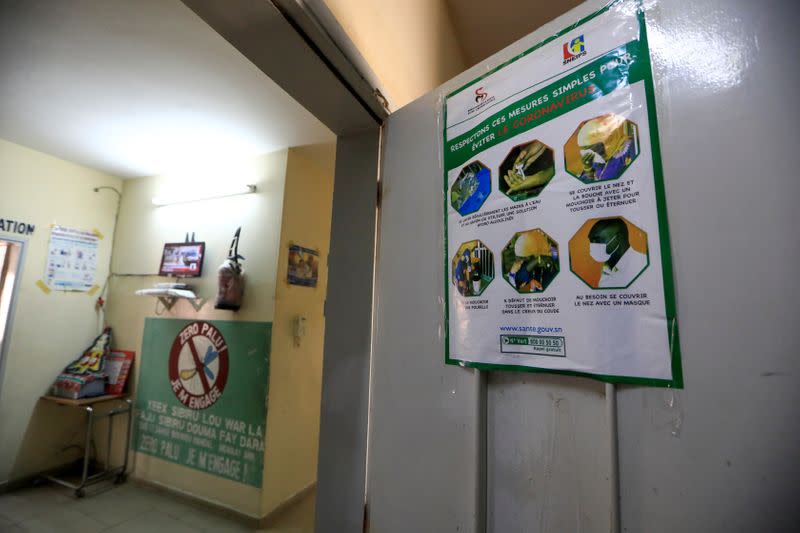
159 242 205 277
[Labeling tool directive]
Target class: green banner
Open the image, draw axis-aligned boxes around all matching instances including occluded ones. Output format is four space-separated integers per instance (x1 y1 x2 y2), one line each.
446 42 644 171
133 318 271 487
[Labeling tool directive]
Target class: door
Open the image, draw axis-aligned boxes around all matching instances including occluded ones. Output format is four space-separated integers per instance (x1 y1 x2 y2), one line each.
368 0 799 532
367 2 615 530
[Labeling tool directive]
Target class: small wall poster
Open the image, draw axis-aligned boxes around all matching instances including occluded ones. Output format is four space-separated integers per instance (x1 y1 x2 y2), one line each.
287 245 319 287
45 226 99 291
133 318 271 487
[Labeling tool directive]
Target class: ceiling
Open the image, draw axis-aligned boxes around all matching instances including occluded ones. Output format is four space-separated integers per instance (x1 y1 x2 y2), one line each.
445 0 584 67
0 0 334 179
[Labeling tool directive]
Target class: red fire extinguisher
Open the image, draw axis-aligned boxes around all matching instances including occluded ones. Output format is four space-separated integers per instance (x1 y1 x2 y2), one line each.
215 227 245 311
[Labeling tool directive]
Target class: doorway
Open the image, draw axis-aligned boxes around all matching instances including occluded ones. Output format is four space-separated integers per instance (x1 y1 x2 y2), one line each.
0 0 382 528
0 238 24 396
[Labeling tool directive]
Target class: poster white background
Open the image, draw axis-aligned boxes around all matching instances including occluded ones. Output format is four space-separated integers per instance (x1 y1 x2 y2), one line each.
445 4 636 138
447 81 672 380
45 226 99 291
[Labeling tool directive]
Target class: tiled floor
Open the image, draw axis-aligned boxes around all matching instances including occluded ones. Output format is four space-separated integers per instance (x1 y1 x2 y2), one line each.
0 482 314 532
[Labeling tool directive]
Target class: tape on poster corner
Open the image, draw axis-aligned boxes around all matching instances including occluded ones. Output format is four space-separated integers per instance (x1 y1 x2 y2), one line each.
36 280 52 294
92 228 104 240
87 284 100 296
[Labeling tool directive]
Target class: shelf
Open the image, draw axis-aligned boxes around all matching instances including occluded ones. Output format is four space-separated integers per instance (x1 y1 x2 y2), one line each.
155 295 207 311
41 394 127 407
134 288 207 311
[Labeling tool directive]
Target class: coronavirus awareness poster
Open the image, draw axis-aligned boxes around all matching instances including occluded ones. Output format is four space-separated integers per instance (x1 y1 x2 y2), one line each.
444 1 682 387
134 318 271 486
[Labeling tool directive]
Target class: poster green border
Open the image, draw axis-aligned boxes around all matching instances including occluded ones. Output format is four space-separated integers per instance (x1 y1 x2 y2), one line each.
442 0 683 389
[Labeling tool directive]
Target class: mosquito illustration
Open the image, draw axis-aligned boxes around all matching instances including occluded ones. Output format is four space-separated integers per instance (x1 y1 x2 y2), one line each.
179 345 219 381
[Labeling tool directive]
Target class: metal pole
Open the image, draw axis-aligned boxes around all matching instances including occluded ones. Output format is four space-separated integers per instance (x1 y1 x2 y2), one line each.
105 412 113 473
606 383 620 533
476 369 487 533
122 399 133 478
80 406 94 493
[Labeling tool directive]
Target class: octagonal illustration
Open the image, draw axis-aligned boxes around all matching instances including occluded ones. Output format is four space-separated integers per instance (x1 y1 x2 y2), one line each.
569 216 649 289
451 240 495 297
501 229 559 294
564 113 640 184
451 161 491 216
499 140 555 202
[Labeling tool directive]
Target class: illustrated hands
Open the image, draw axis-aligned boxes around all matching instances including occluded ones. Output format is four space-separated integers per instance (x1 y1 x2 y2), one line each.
581 151 596 173
503 143 553 193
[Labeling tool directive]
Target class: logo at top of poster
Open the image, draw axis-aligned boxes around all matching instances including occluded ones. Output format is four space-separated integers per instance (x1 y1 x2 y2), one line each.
563 35 586 64
169 321 229 410
467 87 495 116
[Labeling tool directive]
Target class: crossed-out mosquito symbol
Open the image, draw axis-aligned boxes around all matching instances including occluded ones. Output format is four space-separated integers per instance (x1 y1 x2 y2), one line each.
179 345 219 383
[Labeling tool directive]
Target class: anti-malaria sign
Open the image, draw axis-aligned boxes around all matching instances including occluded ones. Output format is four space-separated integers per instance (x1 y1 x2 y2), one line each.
168 321 230 410
134 318 271 487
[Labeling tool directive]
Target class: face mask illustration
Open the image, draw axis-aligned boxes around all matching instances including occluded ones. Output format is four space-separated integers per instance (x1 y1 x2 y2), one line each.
589 235 619 263
589 243 611 262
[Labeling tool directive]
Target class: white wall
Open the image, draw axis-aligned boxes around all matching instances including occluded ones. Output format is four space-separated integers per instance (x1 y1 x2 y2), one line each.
369 0 800 531
0 138 122 484
617 0 799 531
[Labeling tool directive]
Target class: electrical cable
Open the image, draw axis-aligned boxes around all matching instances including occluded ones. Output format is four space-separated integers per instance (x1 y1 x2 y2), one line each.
93 186 122 332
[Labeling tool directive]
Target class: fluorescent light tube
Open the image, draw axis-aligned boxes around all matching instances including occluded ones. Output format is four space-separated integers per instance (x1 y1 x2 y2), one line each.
152 184 257 206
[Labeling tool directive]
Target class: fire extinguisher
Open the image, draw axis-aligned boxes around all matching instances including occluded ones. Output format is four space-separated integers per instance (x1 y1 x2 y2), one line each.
215 227 245 311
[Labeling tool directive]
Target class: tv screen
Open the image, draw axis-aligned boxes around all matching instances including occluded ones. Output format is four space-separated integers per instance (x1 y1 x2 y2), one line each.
159 242 205 277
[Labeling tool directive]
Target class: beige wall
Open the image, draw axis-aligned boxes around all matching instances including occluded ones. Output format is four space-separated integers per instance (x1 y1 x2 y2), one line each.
261 144 335 515
104 150 289 516
104 144 335 518
0 138 334 516
0 138 122 484
323 0 466 109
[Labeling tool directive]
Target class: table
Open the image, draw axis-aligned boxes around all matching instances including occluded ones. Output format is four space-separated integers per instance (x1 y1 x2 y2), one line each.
39 394 133 497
